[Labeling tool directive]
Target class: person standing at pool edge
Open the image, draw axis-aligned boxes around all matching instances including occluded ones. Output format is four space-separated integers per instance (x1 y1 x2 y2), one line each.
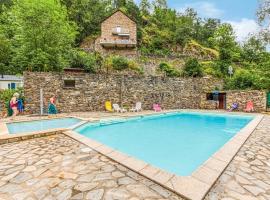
48 95 58 115
10 92 20 119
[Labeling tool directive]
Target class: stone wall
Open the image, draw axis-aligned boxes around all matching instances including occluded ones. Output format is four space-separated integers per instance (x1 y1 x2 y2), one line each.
226 90 267 112
23 72 223 114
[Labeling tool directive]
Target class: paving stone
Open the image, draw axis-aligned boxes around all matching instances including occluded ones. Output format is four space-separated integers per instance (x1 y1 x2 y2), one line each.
56 189 72 200
112 171 125 178
93 172 113 181
86 188 104 200
118 177 136 185
71 192 84 199
105 188 131 200
57 171 78 179
23 166 37 172
1 171 20 181
73 182 99 192
10 172 32 184
126 184 161 198
243 185 265 196
58 179 76 189
12 192 30 200
34 187 49 200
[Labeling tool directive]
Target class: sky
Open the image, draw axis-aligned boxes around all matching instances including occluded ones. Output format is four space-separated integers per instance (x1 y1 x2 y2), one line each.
135 0 259 42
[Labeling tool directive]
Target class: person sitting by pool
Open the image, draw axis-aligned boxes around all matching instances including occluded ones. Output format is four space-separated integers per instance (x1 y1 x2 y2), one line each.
228 102 238 112
10 92 20 119
48 95 58 115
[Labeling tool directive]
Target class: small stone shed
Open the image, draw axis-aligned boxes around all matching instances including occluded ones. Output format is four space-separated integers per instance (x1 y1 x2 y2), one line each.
82 10 137 57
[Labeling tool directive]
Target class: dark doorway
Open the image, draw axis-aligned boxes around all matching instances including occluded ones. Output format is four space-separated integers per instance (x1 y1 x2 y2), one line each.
218 93 226 109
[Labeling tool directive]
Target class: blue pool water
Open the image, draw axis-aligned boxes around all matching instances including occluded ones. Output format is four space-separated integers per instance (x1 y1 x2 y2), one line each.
8 118 81 134
76 112 253 176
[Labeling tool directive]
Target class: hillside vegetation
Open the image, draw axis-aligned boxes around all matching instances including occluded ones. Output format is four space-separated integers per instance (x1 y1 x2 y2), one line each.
0 0 270 90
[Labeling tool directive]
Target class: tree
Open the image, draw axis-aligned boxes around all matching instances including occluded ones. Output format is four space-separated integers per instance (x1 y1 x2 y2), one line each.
7 0 77 72
0 34 11 77
241 36 266 63
61 0 109 44
140 0 151 16
0 0 12 13
112 0 127 8
209 23 237 75
153 0 167 9
257 0 270 42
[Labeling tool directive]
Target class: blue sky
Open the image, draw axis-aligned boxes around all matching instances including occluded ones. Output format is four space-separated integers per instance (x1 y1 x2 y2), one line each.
167 0 257 21
135 0 260 42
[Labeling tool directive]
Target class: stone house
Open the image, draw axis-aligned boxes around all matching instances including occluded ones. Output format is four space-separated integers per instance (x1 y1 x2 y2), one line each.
81 10 137 57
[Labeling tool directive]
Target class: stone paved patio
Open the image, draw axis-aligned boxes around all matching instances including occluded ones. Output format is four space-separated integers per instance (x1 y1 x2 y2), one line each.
206 116 270 200
0 134 184 200
0 113 269 200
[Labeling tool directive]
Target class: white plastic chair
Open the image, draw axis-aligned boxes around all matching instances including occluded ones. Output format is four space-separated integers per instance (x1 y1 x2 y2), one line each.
130 102 142 112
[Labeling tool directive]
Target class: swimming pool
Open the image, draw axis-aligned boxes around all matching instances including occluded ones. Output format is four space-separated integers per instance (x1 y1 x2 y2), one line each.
76 112 253 176
7 118 81 134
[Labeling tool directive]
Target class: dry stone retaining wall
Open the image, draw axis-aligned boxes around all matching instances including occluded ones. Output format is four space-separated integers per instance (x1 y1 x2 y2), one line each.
23 72 222 114
23 72 266 113
226 90 267 112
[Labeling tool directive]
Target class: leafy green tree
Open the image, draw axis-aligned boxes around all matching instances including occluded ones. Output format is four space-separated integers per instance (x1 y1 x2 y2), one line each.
153 0 167 9
175 9 198 47
0 0 12 13
209 23 237 75
7 0 77 72
196 18 221 48
140 0 151 16
61 0 109 44
241 36 266 63
0 33 11 77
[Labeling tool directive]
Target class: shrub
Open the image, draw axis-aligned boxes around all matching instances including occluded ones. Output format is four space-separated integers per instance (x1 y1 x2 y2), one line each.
225 69 255 90
0 88 24 111
183 58 203 77
111 56 129 70
159 62 180 77
70 50 98 73
128 60 144 74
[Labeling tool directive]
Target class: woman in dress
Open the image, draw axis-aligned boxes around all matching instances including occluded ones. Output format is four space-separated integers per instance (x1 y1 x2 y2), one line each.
48 95 58 115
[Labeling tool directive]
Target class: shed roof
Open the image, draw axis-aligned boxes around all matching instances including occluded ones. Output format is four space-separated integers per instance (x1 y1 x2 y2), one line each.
0 75 23 81
101 9 136 24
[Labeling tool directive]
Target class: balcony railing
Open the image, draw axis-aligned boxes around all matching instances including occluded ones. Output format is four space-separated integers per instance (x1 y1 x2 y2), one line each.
100 39 136 48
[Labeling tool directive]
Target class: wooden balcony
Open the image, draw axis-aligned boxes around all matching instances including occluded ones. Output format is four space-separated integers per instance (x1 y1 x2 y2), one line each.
100 39 137 48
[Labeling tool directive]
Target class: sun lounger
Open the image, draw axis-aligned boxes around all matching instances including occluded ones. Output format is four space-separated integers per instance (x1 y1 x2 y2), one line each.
113 104 127 113
228 102 238 112
244 101 254 112
153 104 162 112
105 101 113 112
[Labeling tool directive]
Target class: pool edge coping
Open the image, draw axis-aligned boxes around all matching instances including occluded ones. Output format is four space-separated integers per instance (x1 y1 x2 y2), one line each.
63 113 264 200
